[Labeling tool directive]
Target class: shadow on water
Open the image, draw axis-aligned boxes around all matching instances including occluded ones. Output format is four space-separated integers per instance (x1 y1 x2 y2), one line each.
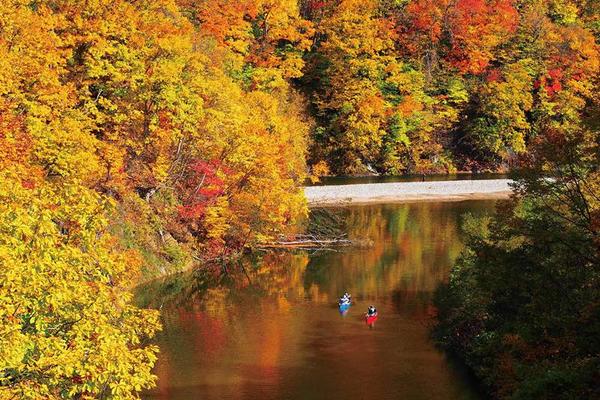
305 173 508 186
140 200 502 400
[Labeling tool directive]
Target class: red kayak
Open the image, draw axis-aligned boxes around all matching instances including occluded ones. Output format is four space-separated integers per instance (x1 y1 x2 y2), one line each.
365 313 378 325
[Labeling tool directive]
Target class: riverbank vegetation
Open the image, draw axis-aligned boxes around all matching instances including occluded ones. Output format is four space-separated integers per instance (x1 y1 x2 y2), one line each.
433 126 600 398
0 0 308 397
1 0 598 398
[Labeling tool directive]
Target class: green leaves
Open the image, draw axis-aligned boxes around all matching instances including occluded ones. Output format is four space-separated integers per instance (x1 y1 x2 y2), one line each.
434 127 600 398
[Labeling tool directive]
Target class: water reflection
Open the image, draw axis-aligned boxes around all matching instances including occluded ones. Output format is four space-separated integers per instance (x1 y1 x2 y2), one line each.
143 201 497 400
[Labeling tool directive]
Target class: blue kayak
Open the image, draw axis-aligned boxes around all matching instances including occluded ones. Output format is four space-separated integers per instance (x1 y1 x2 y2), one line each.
338 302 351 314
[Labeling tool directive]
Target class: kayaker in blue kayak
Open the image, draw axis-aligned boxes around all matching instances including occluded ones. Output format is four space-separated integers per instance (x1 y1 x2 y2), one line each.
339 293 352 315
339 292 351 305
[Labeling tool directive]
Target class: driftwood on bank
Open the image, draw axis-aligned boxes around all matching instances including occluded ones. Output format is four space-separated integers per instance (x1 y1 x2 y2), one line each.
258 234 372 250
258 208 372 250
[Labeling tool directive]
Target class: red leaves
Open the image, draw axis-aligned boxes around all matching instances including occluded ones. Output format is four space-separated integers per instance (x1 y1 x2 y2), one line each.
546 68 563 96
548 80 562 96
306 0 327 11
177 159 229 220
403 0 518 74
21 180 36 190
534 68 564 97
548 68 563 80
178 203 206 220
486 68 502 82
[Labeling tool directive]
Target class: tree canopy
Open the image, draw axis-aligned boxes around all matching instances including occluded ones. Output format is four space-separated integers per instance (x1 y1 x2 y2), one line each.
0 0 309 397
304 0 599 174
0 0 598 397
433 125 600 398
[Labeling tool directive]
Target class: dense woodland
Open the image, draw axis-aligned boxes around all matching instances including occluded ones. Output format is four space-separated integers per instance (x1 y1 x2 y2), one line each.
0 0 598 398
434 125 600 398
304 0 599 174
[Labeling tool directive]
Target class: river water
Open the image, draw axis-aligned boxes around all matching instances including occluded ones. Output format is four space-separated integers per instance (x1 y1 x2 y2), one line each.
144 200 498 400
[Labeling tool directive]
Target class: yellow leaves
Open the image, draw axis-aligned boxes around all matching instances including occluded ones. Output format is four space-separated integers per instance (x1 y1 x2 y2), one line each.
0 0 310 398
0 167 160 399
153 38 309 250
336 0 378 17
248 0 314 75
309 161 330 183
1 0 311 393
217 89 308 244
204 197 231 243
549 0 579 24
320 0 390 60
471 61 534 155
314 0 440 173
190 0 313 84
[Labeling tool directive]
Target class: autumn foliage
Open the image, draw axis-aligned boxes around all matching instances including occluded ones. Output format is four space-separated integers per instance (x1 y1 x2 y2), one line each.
0 0 309 397
0 0 598 397
304 0 599 174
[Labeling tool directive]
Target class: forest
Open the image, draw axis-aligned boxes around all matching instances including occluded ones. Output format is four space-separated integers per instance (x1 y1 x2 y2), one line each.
0 0 598 398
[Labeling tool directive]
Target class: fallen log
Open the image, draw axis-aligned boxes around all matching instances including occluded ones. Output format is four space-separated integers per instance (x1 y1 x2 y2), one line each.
258 239 352 249
257 235 372 249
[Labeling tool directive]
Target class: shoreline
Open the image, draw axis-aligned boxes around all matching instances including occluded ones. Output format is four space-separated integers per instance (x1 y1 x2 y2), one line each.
304 179 514 207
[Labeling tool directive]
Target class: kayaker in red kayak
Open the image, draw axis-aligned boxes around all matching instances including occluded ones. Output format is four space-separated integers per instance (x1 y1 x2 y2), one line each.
366 305 378 326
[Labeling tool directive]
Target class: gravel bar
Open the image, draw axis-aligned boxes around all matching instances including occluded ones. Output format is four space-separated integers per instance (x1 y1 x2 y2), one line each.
304 179 514 206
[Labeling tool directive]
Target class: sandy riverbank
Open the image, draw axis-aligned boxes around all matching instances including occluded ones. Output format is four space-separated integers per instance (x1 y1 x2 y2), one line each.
304 179 514 206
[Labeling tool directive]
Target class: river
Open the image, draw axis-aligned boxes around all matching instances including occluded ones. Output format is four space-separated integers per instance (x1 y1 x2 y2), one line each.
143 200 498 400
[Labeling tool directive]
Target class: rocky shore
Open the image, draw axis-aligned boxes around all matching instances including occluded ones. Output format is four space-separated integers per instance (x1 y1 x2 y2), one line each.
304 179 513 206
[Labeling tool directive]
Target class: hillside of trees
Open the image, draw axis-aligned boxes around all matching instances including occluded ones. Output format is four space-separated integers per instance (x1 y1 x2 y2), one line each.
1 0 310 397
301 0 599 174
0 0 598 398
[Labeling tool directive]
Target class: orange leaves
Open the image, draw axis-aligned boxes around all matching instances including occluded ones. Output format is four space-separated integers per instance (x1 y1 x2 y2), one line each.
186 0 314 82
0 113 27 164
20 180 36 190
547 25 599 96
396 95 423 117
193 0 256 53
405 0 445 42
451 0 518 73
403 0 518 74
